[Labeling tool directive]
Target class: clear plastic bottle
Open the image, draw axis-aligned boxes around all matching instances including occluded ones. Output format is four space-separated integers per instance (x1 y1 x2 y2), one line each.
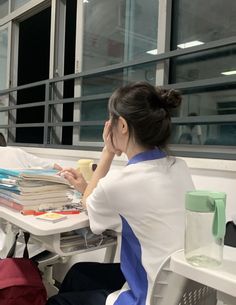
185 191 226 267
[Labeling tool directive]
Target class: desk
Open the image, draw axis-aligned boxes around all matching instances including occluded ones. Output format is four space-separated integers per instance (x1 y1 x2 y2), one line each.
0 205 117 296
0 205 89 235
0 205 117 257
170 247 236 305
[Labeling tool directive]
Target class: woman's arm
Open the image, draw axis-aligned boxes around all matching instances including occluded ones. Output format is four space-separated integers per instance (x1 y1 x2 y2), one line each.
62 121 120 207
83 120 121 206
82 147 114 206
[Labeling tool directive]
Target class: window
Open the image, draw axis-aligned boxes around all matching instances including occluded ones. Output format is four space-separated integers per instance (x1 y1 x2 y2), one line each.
79 0 159 145
0 0 236 159
83 0 158 71
169 0 236 158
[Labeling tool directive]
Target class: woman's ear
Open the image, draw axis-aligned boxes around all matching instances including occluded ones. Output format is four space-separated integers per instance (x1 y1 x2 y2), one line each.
118 116 128 135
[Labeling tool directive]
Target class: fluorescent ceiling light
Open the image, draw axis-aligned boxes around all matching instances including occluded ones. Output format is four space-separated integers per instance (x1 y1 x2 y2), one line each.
146 49 158 55
83 0 89 3
221 70 236 76
177 40 204 49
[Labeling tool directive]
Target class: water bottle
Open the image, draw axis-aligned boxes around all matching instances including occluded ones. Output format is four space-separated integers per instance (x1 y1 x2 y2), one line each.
185 190 226 267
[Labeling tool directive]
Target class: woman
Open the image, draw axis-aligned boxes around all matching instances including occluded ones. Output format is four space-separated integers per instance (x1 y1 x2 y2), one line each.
47 82 194 305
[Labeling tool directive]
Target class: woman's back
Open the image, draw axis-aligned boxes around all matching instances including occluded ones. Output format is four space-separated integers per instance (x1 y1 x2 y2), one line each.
87 156 194 305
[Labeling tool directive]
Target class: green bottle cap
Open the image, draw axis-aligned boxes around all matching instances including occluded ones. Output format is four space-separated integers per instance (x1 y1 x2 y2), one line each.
185 190 226 239
185 190 226 212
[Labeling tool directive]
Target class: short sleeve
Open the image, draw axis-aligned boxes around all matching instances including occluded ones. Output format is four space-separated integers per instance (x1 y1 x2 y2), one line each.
86 180 122 235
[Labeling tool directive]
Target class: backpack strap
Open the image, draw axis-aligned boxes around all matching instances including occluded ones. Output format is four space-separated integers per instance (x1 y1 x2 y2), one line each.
6 232 19 258
23 232 30 259
6 231 30 259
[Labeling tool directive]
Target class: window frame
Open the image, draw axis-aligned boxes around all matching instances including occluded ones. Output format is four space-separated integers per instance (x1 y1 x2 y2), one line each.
0 0 236 159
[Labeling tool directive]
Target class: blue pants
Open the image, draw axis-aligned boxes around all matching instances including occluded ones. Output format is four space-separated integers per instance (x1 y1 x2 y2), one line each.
46 262 125 305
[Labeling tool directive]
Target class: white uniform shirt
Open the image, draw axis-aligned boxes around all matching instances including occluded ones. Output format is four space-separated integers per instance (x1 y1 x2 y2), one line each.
0 147 54 169
87 149 195 305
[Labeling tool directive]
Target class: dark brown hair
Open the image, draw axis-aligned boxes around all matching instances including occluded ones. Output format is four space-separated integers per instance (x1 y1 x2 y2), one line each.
108 82 181 149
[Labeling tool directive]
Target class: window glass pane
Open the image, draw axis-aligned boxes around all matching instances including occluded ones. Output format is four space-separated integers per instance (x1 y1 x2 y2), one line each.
126 0 158 61
0 0 8 19
83 0 158 71
172 0 236 50
15 127 44 144
11 0 30 11
170 46 236 83
172 87 236 117
17 106 45 124
0 25 8 139
82 71 124 96
171 124 205 145
82 63 157 96
171 123 236 146
0 28 8 90
80 125 103 142
170 87 236 146
81 100 108 121
0 109 8 139
126 63 156 85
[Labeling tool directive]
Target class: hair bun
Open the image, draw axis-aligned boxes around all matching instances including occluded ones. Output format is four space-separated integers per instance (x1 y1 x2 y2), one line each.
158 88 182 109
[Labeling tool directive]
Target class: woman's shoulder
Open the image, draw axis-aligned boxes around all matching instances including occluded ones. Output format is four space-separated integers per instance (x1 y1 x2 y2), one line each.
101 168 125 184
167 156 191 171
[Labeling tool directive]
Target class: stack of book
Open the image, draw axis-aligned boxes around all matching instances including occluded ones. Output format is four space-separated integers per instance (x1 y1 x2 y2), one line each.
0 168 73 212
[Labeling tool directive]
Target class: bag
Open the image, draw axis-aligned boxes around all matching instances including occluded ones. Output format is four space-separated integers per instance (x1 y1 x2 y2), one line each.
224 221 236 247
0 232 47 305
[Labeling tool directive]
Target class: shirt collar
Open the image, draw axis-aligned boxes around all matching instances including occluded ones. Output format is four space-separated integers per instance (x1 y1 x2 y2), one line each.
127 148 167 165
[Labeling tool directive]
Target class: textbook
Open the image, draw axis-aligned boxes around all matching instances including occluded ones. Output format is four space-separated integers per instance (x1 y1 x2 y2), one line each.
0 189 72 200
0 196 68 211
0 168 70 185
0 182 69 193
0 168 73 212
36 212 67 223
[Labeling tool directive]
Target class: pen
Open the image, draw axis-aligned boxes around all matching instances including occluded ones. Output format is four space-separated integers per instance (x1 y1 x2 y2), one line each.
56 210 81 215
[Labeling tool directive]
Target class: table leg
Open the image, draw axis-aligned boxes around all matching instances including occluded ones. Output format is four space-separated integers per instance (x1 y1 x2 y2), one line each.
103 243 117 263
42 265 59 297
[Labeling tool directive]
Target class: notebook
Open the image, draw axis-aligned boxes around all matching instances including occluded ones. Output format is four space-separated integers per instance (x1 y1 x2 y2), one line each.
36 212 67 223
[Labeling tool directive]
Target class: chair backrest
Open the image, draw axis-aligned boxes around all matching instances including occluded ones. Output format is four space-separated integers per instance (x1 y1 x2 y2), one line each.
150 252 217 305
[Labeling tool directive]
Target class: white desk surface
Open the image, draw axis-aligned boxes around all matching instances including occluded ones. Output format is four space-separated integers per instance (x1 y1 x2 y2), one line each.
0 205 89 236
170 246 236 298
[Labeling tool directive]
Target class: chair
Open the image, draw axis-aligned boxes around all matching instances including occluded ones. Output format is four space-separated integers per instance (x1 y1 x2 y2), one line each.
150 252 217 305
224 221 236 248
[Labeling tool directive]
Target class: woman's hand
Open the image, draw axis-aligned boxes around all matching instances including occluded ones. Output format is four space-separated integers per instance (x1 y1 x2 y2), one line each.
60 168 88 194
103 121 122 156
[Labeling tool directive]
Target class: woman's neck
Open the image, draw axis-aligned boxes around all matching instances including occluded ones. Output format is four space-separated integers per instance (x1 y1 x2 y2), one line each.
126 144 152 160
